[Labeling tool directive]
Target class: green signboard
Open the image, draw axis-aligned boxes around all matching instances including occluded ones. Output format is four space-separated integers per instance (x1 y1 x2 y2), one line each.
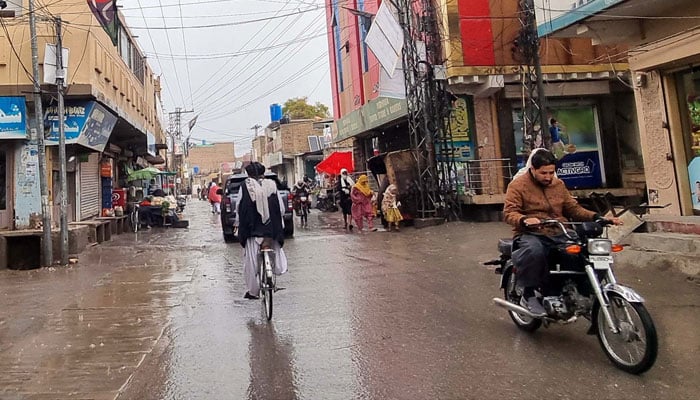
335 97 408 142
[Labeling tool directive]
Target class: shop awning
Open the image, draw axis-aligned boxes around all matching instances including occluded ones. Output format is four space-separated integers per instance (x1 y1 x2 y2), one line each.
315 151 353 175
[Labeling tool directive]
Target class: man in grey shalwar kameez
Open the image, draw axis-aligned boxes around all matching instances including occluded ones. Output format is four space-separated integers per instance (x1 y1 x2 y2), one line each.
237 163 288 299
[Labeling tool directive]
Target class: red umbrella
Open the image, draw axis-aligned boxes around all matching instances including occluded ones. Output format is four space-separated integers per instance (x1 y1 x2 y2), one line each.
315 151 354 175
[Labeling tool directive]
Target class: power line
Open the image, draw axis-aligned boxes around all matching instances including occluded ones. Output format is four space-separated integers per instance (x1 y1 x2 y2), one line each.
177 0 194 109
136 0 176 107
157 0 187 106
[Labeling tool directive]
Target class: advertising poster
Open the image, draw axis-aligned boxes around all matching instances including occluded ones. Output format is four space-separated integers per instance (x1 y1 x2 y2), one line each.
437 96 474 163
0 96 28 139
45 101 117 152
689 157 700 214
551 107 604 189
513 105 605 189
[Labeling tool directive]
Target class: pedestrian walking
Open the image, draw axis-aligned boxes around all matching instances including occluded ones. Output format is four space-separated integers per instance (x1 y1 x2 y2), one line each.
202 184 209 201
337 168 354 230
351 174 375 232
208 181 222 214
196 186 201 200
381 184 403 231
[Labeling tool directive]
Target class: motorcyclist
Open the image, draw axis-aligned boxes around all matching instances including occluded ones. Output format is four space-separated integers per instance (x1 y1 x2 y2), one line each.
503 148 621 316
292 180 311 215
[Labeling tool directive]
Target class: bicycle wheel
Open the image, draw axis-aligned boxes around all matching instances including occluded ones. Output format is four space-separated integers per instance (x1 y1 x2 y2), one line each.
260 252 273 321
130 210 138 233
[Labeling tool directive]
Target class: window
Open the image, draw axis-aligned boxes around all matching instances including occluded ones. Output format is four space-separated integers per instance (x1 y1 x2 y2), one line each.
118 26 146 85
358 0 370 73
332 1 344 92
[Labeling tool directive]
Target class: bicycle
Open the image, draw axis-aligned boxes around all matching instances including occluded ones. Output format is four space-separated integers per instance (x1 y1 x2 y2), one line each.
129 203 140 233
258 239 276 321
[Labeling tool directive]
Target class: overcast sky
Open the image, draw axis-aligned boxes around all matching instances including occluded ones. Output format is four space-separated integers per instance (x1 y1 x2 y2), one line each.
118 0 332 157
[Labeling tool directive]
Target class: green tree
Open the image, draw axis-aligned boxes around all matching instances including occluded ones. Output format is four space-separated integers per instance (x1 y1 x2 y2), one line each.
282 97 330 119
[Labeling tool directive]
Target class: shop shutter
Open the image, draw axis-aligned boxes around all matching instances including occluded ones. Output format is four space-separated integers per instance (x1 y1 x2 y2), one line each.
80 153 101 219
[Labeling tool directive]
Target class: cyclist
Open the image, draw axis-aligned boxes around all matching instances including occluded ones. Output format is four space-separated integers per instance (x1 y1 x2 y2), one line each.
237 162 288 300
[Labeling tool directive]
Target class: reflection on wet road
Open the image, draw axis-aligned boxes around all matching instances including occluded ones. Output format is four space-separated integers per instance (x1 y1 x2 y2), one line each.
0 200 698 399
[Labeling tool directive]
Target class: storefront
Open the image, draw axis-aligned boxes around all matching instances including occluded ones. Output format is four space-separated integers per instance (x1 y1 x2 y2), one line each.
44 100 118 220
628 26 700 216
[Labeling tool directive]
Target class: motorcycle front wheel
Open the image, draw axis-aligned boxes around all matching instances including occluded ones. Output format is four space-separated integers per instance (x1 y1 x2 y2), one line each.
596 293 658 374
504 269 541 332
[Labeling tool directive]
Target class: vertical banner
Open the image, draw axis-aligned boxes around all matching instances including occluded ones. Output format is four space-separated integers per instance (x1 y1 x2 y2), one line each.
550 106 605 189
87 1 118 46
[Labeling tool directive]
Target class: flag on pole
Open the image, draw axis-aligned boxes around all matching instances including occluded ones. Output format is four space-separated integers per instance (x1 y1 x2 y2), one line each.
87 1 119 46
188 115 199 132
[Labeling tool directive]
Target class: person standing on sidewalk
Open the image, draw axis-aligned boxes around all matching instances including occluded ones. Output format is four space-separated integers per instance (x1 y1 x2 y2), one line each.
337 168 355 230
351 175 376 232
208 181 222 214
381 184 403 231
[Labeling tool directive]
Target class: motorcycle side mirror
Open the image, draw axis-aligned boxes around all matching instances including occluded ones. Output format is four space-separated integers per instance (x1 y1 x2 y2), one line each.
216 189 223 195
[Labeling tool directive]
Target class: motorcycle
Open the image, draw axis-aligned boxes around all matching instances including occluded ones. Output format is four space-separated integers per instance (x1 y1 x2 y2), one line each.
485 219 658 374
316 189 338 212
292 191 311 228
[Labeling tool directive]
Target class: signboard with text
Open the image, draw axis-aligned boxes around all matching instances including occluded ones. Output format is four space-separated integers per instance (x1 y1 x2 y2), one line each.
45 101 118 152
335 97 408 142
0 96 28 139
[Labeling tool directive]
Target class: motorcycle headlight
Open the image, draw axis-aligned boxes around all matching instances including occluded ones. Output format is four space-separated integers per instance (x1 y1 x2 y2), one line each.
588 239 612 255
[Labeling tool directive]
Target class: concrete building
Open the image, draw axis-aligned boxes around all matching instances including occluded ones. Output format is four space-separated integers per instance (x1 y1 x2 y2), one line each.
0 1 166 230
187 141 236 187
326 0 643 214
538 0 700 217
258 119 332 186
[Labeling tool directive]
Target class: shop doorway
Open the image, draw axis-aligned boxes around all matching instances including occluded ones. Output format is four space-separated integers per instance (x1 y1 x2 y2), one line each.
0 149 10 229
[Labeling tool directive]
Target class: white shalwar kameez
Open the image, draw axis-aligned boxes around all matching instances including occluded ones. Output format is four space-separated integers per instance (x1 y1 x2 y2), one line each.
239 181 288 297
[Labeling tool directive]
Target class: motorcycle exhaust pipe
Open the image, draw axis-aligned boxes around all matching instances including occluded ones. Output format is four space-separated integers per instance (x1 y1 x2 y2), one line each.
492 298 540 318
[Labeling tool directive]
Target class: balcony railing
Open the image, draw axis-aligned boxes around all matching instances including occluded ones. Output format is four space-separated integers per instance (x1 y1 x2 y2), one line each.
456 158 515 196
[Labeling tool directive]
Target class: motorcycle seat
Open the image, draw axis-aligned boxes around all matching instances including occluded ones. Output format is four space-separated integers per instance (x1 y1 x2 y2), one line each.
498 238 513 257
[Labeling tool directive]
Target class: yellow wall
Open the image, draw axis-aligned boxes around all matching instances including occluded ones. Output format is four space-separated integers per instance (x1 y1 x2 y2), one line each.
0 1 165 144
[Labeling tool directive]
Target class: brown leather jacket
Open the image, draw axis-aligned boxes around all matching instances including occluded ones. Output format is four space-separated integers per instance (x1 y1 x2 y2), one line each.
504 171 597 235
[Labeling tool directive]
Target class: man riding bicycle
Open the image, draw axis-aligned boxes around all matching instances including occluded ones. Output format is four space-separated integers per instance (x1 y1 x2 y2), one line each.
237 162 288 300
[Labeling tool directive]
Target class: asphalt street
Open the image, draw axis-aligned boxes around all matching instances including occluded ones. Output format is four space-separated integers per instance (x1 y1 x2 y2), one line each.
0 199 698 399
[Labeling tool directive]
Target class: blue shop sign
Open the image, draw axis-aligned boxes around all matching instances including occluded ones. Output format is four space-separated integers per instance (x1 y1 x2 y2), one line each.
0 96 28 139
45 101 117 152
556 150 603 189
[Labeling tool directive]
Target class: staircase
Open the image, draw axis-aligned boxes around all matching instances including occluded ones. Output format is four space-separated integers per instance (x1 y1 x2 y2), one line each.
614 216 700 276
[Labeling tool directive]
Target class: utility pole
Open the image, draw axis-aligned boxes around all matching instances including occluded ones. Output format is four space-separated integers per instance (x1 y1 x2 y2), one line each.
29 0 52 266
168 108 193 195
396 0 459 220
251 124 262 137
55 17 68 265
516 0 550 151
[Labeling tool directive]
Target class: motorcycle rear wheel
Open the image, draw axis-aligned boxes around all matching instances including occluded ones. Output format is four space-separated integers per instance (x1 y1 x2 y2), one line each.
504 269 541 332
596 293 657 374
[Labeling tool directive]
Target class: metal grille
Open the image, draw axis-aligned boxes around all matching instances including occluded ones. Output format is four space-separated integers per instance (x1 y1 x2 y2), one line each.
458 158 515 196
79 153 100 219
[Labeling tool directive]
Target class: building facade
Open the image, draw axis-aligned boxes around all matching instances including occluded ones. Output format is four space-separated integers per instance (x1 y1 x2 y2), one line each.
0 1 166 229
326 0 643 210
257 119 332 186
538 0 700 216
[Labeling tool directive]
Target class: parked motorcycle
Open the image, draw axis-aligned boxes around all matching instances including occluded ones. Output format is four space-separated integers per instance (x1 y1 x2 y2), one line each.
316 190 338 212
485 219 658 374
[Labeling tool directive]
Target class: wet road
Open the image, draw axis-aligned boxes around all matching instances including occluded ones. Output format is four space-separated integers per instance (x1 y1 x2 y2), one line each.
0 199 698 399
